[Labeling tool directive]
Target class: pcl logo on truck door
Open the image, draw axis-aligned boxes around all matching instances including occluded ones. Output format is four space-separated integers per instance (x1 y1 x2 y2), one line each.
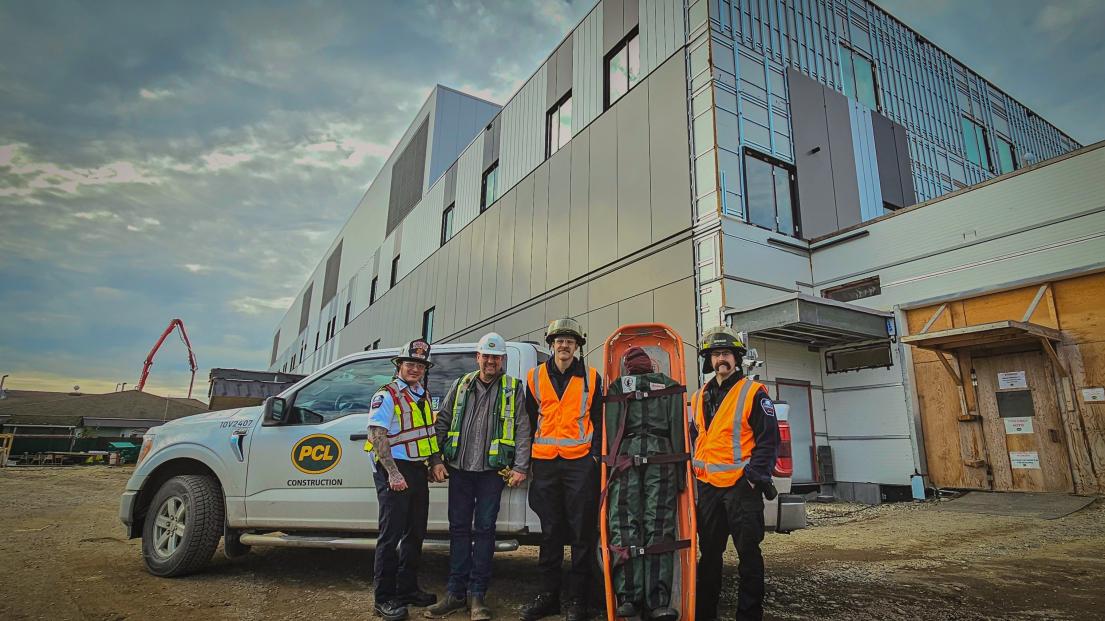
291 434 342 474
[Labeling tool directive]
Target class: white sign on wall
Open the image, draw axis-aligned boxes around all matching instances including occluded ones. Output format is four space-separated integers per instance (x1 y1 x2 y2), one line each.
1082 387 1105 403
1009 451 1041 469
998 371 1028 390
1003 417 1034 434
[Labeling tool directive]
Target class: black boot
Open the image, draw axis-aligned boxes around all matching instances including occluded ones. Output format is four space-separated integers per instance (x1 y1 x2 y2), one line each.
520 592 560 621
615 599 639 618
375 601 410 621
648 607 679 621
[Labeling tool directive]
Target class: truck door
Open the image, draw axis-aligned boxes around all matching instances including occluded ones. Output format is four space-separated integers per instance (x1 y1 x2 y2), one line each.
244 356 397 530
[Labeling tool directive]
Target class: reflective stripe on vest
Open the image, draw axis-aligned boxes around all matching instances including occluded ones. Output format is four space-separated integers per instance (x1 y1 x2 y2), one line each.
528 363 597 460
444 371 519 464
383 382 438 460
690 377 761 486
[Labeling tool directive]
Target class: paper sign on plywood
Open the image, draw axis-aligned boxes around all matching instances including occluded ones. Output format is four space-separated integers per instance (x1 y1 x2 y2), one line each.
1082 387 1105 402
1003 417 1034 434
998 371 1028 390
1009 451 1041 469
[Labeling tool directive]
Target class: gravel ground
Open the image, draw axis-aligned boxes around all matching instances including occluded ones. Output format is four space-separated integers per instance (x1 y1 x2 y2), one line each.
0 466 1102 621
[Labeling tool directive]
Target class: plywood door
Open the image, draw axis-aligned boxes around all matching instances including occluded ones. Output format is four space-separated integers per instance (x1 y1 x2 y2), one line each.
974 351 1074 492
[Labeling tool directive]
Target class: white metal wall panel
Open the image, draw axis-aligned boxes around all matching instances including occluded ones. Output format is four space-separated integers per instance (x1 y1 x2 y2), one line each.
573 6 604 133
823 385 911 438
722 223 814 294
829 438 916 484
850 103 885 222
399 180 446 280
500 64 548 192
640 0 685 75
454 132 486 230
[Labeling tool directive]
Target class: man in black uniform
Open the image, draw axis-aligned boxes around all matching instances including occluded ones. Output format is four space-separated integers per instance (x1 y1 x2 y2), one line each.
689 326 779 621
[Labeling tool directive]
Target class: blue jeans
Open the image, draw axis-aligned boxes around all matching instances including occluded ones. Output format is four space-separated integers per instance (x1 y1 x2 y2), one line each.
446 467 506 597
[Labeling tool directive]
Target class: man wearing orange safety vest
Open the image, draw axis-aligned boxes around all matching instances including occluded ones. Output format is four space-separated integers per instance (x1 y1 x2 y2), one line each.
689 326 779 621
521 318 605 621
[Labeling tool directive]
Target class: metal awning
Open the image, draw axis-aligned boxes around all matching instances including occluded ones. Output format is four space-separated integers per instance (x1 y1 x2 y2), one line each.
900 320 1061 352
725 293 892 348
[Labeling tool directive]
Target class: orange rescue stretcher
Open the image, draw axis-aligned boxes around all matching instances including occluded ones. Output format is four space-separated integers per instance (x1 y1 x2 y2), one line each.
600 323 697 621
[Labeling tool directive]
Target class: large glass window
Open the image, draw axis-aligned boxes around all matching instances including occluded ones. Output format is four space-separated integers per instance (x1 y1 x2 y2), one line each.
546 94 573 158
422 307 435 343
744 150 799 237
288 358 396 424
839 45 878 110
605 30 640 109
441 203 455 246
481 162 499 213
961 117 991 170
996 137 1017 174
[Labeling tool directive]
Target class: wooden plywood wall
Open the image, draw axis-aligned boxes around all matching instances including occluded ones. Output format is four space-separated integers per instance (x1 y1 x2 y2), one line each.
905 272 1105 493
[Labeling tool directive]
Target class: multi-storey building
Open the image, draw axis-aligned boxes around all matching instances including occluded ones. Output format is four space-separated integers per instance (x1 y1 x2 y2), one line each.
265 0 1089 499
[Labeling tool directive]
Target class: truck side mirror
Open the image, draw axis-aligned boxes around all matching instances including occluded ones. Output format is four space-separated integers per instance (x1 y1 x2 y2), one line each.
264 396 288 425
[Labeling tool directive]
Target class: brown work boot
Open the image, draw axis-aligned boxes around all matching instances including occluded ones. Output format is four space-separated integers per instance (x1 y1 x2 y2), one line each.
469 595 492 621
425 593 467 618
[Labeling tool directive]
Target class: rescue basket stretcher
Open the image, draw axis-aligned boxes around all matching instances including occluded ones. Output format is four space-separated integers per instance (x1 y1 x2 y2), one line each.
600 323 697 621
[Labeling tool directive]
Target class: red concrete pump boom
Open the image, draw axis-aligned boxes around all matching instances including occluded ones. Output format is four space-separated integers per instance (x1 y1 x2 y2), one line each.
137 318 198 399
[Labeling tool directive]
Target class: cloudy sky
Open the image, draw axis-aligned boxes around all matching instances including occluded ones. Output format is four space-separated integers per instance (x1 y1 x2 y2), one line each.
1 1 1101 399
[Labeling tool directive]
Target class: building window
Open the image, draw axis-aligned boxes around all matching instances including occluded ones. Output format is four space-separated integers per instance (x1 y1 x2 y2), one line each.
481 162 499 212
422 307 435 343
826 343 893 374
961 116 991 171
315 331 320 351
743 149 799 237
546 93 572 157
369 276 378 306
441 203 455 246
344 300 352 326
372 339 381 350
839 45 878 110
605 30 640 109
390 255 400 287
291 354 296 368
822 276 881 303
996 137 1017 174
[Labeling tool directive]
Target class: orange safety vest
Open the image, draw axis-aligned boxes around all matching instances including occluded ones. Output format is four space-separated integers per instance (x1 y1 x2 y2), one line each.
690 377 765 487
528 363 598 460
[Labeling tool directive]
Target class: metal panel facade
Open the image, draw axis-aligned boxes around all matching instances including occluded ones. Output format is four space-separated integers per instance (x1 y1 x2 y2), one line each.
500 64 547 192
573 7 604 133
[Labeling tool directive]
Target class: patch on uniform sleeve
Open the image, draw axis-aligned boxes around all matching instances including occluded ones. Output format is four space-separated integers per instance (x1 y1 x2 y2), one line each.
370 393 385 410
621 376 638 392
761 398 776 417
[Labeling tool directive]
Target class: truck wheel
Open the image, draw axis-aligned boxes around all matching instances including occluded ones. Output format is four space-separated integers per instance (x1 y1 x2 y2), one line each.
141 474 224 577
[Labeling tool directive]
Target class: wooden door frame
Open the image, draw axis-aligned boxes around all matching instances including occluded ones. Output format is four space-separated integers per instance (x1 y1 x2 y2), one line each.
775 378 817 483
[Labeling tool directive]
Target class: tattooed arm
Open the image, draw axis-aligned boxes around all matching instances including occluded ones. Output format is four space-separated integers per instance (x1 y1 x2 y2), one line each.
369 425 407 491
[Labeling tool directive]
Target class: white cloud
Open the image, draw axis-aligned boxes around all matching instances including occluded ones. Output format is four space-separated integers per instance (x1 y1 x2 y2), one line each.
139 87 174 100
0 144 162 200
183 263 211 273
293 133 393 170
125 217 162 232
202 150 254 171
230 295 295 315
74 210 120 221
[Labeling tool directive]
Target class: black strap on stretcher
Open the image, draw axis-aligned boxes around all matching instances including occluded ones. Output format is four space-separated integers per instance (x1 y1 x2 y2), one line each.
608 539 693 566
598 383 688 507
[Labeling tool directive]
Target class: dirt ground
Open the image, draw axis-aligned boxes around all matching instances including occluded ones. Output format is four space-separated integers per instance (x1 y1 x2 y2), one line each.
1 467 1102 621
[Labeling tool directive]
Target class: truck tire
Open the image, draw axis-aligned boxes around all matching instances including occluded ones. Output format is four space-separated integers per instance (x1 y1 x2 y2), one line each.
141 474 224 577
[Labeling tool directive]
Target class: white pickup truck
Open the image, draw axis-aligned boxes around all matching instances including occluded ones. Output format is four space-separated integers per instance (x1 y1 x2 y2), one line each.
120 340 806 577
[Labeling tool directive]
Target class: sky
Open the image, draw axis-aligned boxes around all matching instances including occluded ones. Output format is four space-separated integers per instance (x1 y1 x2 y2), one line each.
1 0 1102 399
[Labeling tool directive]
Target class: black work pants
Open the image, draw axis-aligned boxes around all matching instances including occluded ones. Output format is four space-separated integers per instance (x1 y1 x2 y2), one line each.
696 478 765 621
528 455 600 602
373 459 429 604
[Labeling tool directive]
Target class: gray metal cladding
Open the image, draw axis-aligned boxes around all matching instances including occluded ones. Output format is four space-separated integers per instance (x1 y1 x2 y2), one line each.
321 240 343 306
270 330 280 365
639 0 685 75
499 64 547 193
588 109 618 271
617 80 652 257
512 176 535 306
387 118 428 234
483 116 501 171
546 146 572 288
603 0 639 52
444 162 457 207
547 35 575 109
495 189 517 314
530 162 551 294
455 131 485 229
479 207 500 319
573 6 604 133
871 112 914 210
850 103 884 223
647 52 692 242
569 127 591 280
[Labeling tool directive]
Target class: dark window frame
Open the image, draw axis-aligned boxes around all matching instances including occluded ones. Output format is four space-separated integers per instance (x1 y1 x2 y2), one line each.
344 300 352 326
422 307 435 343
546 92 573 158
996 136 1017 174
742 148 801 237
441 202 455 246
372 339 381 350
480 162 499 213
822 276 881 302
390 255 400 288
961 116 992 171
369 276 378 306
604 29 640 110
825 342 893 374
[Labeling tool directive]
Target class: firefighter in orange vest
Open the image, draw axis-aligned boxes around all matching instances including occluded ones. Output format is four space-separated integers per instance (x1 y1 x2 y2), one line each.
690 326 779 621
521 318 604 621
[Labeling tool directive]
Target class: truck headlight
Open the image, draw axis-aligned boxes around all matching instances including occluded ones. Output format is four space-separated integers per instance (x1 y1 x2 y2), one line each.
137 433 158 465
